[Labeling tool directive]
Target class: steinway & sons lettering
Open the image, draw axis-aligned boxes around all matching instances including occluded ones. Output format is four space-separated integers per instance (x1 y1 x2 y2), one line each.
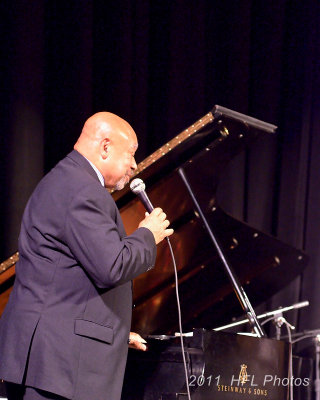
217 385 268 396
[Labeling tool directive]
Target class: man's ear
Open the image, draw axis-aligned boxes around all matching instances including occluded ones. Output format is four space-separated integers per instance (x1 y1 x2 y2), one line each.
101 138 110 160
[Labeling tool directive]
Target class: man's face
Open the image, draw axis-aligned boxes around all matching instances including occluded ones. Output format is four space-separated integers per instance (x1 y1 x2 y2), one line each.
103 129 138 190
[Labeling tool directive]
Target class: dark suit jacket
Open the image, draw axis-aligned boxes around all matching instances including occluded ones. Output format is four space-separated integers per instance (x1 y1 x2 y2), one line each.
0 150 157 400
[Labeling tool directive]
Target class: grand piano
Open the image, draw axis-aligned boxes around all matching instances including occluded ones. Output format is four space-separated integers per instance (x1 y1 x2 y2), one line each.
0 106 309 399
113 105 307 335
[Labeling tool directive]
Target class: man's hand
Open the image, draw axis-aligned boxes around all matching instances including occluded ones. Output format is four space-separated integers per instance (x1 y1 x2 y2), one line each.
128 332 147 351
138 208 174 244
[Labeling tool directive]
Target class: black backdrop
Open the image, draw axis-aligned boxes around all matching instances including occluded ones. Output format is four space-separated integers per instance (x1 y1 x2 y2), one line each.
0 0 319 341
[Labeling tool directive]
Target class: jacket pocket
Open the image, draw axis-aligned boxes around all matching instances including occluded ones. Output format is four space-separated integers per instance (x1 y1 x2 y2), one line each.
74 319 114 344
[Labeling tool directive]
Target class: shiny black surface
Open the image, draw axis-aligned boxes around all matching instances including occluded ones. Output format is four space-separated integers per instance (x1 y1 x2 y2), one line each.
121 329 290 400
115 107 307 335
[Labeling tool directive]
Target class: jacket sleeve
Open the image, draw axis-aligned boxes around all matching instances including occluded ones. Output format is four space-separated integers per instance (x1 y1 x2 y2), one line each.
64 183 157 288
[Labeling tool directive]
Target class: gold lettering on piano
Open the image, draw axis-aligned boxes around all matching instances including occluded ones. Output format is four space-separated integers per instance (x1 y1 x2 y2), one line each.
239 364 249 384
217 384 268 396
218 365 270 397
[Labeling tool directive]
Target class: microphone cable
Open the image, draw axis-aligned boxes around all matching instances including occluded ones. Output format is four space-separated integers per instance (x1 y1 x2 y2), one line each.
130 178 192 398
166 236 192 400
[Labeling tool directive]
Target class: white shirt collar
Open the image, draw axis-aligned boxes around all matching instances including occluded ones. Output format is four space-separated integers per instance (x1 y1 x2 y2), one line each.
84 158 105 187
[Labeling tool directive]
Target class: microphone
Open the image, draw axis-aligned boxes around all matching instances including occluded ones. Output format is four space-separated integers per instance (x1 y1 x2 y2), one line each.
130 178 154 213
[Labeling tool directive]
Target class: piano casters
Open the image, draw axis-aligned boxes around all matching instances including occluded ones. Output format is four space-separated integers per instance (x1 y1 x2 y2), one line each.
178 167 265 338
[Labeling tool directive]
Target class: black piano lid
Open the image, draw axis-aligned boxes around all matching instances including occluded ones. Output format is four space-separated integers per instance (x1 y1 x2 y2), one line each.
113 106 307 335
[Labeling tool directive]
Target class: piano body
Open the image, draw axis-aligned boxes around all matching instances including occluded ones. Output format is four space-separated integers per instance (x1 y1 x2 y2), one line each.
0 106 309 399
122 329 292 400
112 105 307 335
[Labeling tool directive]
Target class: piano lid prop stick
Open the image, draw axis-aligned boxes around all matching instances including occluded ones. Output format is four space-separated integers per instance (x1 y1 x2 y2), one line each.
178 166 266 338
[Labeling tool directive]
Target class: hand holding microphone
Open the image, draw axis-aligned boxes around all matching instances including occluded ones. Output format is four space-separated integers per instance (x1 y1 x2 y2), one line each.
130 178 174 244
138 208 173 244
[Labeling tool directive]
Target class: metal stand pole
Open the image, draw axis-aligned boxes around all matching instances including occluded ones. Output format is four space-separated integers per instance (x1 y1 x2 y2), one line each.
214 301 308 332
315 335 320 400
274 314 284 341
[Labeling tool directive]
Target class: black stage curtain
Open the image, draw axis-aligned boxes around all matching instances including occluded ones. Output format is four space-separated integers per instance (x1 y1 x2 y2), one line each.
0 0 319 339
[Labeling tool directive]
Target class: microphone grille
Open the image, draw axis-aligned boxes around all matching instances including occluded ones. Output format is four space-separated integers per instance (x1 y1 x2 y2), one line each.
130 178 146 194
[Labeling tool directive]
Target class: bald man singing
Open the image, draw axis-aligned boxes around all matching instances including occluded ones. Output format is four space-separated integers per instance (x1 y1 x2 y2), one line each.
0 113 173 400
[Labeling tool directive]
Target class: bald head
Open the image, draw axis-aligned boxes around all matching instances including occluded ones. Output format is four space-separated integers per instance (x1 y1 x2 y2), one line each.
75 112 136 157
74 112 138 190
